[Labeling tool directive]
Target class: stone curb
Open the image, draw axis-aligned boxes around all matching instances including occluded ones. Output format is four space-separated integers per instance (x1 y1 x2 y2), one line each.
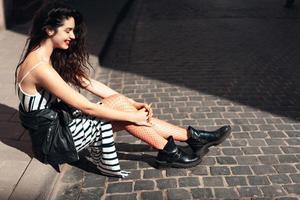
9 159 60 200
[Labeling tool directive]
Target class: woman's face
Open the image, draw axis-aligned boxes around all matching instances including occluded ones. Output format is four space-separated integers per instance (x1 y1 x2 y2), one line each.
50 17 76 49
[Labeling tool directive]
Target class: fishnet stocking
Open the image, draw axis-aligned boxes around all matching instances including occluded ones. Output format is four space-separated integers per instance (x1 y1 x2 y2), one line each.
150 118 189 141
101 94 167 149
102 95 188 148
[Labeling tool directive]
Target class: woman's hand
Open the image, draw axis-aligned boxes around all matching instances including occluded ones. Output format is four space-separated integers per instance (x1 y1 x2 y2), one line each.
128 99 153 120
129 108 152 126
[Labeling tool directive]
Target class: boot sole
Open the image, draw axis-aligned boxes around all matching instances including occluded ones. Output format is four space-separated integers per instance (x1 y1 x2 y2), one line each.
156 158 202 168
195 127 231 157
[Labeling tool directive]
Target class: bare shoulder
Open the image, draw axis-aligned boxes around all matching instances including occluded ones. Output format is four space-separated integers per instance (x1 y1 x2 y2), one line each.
18 53 50 80
20 52 69 89
34 63 58 82
17 55 52 85
20 52 43 69
28 66 53 84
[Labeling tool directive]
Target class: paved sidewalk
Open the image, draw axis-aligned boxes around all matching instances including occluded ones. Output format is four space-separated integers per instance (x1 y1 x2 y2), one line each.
0 1 131 199
52 0 300 199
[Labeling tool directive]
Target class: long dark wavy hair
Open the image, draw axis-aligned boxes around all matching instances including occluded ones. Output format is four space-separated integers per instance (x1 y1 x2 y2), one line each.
14 1 93 91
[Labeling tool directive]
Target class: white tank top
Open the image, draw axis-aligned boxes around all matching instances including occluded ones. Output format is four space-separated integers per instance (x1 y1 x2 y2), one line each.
17 61 58 112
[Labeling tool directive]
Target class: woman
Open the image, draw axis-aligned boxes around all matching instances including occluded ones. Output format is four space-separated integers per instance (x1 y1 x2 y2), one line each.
15 2 231 177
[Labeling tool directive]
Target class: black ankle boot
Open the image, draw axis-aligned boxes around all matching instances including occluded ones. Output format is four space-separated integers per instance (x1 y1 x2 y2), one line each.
156 136 201 168
186 125 231 156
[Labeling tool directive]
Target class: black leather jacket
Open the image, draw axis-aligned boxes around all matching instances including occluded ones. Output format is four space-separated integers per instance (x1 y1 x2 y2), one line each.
18 102 79 165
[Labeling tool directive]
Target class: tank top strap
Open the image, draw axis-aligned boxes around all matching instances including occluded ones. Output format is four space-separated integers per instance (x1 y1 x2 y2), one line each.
18 61 46 85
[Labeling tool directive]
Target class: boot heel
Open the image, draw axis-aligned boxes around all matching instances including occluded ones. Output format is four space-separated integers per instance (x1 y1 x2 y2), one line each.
155 136 201 168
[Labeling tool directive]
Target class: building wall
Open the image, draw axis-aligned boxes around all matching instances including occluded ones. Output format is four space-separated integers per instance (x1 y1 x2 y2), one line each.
0 0 44 30
0 0 6 30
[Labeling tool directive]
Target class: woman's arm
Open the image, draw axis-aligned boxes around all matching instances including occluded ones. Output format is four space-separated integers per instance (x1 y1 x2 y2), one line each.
33 64 151 126
80 77 139 105
80 77 119 98
81 76 153 118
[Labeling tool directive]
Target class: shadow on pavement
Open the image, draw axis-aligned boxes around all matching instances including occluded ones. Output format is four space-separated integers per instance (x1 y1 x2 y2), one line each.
116 142 155 152
101 0 300 121
0 103 34 157
69 144 159 176
69 142 197 174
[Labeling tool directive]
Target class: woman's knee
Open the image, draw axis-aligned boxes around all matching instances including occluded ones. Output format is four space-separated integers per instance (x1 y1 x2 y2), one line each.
101 94 132 109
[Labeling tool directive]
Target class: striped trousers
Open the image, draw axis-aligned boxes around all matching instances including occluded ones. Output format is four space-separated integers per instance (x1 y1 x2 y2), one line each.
68 113 129 177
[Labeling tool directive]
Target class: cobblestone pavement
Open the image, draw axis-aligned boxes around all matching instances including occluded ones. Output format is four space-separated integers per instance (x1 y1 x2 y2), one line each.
52 0 300 199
